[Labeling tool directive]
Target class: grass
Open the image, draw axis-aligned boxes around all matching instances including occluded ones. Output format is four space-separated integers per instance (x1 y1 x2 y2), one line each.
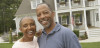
81 42 100 48
0 42 100 48
0 43 13 48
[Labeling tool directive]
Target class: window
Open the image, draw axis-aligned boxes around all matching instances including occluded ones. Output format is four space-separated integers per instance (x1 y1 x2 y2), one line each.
30 0 42 9
58 14 69 25
60 0 65 2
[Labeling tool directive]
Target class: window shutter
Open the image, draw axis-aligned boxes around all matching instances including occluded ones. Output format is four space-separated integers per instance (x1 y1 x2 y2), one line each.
59 16 61 24
67 16 69 24
80 14 82 22
57 0 59 3
65 0 67 2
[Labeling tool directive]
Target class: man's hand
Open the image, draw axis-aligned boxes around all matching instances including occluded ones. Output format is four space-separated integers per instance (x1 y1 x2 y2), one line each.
35 29 42 37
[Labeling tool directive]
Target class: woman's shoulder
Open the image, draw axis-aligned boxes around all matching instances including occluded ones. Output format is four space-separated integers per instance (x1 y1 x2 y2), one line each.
12 39 20 48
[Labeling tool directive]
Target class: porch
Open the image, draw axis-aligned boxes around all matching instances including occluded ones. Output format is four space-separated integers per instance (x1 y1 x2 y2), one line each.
57 9 100 38
56 0 98 10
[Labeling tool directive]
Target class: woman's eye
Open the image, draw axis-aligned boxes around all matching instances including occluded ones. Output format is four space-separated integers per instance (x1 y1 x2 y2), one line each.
30 23 34 26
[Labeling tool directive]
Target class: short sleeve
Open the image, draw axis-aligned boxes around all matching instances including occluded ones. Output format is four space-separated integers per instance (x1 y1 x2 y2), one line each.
63 28 81 48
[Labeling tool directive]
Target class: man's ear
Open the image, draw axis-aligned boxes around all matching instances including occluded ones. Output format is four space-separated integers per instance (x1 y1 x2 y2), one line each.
52 12 55 17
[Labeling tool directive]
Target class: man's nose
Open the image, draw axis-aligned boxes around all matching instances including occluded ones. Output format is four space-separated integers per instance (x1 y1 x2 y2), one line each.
40 14 45 19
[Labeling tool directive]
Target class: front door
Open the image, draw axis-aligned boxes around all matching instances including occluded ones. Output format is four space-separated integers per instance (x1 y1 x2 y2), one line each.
95 13 100 27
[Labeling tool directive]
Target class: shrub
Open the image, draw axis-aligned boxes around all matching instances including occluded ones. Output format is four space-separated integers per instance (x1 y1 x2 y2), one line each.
18 32 23 39
0 33 3 37
18 32 23 36
79 32 88 40
79 35 86 40
73 30 79 37
12 35 18 41
62 24 68 27
12 32 23 41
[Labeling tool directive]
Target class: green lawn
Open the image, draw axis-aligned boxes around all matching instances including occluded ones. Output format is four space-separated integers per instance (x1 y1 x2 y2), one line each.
81 42 100 48
0 42 100 48
0 43 13 48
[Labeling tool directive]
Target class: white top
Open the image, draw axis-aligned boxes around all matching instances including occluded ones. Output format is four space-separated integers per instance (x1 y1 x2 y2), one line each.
12 36 39 48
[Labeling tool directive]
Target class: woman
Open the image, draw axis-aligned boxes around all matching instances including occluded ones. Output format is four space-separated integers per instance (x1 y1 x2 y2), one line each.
12 17 42 48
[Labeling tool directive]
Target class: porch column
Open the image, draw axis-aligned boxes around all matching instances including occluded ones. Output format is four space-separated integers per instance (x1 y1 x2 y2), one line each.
84 9 89 38
70 11 74 30
83 0 85 7
69 0 73 30
54 0 59 22
69 0 71 9
54 0 57 10
99 9 100 27
14 17 19 37
55 12 59 23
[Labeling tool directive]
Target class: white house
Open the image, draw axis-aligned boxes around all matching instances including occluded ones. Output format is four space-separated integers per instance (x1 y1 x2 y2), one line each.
14 0 100 38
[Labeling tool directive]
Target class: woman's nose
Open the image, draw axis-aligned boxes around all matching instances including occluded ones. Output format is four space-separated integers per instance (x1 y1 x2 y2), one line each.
27 25 31 29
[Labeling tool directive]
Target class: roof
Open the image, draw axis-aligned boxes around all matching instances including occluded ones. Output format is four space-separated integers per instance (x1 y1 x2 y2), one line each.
15 0 55 16
15 0 35 16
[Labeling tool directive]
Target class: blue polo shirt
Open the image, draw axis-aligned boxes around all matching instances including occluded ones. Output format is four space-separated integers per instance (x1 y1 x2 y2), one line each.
38 23 81 48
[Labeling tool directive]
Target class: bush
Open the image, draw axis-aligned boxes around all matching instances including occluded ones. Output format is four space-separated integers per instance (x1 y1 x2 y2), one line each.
79 32 88 40
18 32 23 36
0 33 3 37
18 32 23 39
12 35 18 41
62 24 68 27
79 35 86 40
12 32 23 41
73 30 79 37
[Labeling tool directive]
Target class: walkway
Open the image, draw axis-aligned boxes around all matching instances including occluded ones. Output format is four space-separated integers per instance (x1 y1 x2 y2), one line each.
1 37 100 43
0 37 4 43
80 37 100 43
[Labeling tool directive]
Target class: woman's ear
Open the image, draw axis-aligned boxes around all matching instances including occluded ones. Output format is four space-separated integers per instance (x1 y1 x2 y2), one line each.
19 28 22 32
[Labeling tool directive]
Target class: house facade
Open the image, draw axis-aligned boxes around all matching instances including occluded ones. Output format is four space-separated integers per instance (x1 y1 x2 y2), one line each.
14 0 100 38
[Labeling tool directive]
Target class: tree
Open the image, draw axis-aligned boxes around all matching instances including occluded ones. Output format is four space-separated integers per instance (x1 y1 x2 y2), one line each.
0 0 22 33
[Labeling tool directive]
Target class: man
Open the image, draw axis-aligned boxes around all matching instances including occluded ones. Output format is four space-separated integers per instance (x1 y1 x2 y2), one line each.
36 3 81 48
12 17 39 48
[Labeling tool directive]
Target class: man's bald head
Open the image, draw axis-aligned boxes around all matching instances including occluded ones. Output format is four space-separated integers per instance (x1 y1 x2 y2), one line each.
36 3 53 12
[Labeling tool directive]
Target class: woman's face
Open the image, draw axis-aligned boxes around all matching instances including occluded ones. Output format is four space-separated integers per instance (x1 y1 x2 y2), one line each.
20 17 36 38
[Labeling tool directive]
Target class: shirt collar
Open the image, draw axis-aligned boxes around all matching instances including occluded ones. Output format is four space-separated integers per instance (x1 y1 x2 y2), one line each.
42 23 61 35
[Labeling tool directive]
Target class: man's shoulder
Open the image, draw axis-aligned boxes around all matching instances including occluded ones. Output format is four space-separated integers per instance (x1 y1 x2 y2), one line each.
60 25 72 33
59 25 75 36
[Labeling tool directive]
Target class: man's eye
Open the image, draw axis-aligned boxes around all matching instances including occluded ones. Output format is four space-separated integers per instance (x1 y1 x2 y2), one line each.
23 25 27 28
44 11 48 14
37 14 41 17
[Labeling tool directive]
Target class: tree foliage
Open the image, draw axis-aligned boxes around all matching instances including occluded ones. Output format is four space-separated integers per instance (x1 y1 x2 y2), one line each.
0 0 22 33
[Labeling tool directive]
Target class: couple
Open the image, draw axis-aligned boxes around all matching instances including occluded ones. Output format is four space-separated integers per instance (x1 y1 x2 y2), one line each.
12 3 81 48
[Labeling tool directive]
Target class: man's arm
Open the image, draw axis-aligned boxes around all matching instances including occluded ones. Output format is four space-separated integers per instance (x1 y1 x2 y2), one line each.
63 29 81 48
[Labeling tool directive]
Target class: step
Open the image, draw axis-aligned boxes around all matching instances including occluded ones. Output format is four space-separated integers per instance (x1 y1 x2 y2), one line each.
88 29 100 38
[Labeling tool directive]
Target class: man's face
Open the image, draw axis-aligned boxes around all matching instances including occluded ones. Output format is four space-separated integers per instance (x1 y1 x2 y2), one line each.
20 18 36 38
36 4 54 28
